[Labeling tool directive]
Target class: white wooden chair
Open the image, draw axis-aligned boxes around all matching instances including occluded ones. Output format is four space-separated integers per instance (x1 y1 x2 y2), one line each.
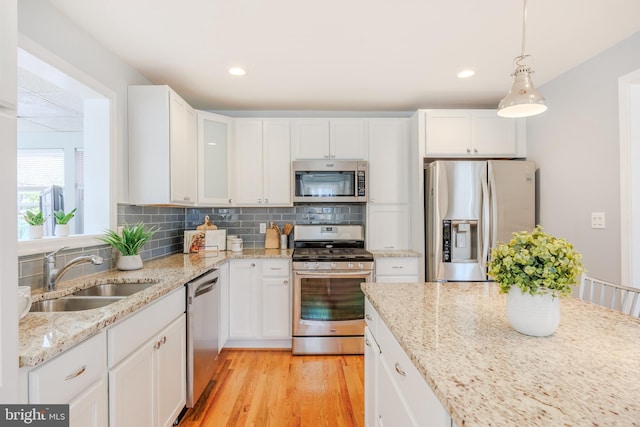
577 275 640 318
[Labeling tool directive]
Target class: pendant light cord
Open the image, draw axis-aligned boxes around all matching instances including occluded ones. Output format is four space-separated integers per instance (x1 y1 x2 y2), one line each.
515 0 529 68
521 0 528 57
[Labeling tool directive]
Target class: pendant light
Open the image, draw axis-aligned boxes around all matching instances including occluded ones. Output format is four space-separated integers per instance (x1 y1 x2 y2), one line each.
497 0 547 118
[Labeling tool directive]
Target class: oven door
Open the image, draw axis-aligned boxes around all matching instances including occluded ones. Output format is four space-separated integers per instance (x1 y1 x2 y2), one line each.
293 269 371 337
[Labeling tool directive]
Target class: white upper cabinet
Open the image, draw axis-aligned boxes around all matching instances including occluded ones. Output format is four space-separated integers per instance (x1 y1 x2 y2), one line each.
424 109 526 158
0 0 16 109
367 119 409 204
197 111 232 205
128 85 198 205
230 119 291 206
293 118 366 159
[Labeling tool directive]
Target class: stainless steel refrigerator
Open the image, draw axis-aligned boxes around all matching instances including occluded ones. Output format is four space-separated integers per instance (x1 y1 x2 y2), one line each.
425 160 536 282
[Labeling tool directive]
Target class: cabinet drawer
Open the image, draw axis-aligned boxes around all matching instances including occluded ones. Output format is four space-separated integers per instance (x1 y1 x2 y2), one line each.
108 287 185 367
261 260 290 277
377 319 449 426
375 258 419 276
364 297 378 337
29 331 107 404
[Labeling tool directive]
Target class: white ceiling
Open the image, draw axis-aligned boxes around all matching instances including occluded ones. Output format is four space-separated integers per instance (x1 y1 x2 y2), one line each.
40 0 640 112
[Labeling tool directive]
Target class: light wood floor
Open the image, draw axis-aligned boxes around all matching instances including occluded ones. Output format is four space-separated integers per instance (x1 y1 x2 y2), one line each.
180 349 365 427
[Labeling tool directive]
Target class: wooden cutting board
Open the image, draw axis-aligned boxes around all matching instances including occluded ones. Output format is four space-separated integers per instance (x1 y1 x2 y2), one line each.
265 228 279 248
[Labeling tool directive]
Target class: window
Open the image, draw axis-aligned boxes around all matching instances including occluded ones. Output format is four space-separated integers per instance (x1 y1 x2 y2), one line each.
17 44 114 253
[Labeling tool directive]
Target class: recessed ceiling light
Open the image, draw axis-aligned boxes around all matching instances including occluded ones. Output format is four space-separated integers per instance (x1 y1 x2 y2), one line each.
228 67 246 76
457 69 476 79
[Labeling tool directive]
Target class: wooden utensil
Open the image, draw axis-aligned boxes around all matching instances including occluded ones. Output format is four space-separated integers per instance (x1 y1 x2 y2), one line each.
196 215 218 230
283 223 294 235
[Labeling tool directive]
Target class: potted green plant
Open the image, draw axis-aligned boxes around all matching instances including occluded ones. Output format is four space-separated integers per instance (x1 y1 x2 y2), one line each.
21 209 46 239
54 208 77 237
488 225 584 336
98 223 158 270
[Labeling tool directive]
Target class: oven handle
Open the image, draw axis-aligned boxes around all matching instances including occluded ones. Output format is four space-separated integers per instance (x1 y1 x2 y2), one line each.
294 270 372 276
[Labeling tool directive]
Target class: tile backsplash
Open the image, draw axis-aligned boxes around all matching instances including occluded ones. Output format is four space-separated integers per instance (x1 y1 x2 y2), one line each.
18 203 365 288
186 204 365 249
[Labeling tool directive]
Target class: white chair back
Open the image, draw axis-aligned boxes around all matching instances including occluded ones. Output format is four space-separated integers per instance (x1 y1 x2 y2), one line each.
578 275 640 318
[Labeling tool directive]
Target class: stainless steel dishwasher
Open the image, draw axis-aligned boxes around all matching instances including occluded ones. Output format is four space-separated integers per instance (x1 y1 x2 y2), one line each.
186 269 220 408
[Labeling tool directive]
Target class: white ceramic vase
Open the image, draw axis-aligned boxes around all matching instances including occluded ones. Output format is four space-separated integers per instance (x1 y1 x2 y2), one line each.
55 224 70 237
506 286 560 337
117 254 143 271
28 225 44 239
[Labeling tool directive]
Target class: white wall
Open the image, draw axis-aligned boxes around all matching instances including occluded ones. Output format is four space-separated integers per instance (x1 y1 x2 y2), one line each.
527 32 640 284
17 0 151 202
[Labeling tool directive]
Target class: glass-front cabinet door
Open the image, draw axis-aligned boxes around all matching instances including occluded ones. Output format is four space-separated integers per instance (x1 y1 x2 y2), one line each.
197 111 232 205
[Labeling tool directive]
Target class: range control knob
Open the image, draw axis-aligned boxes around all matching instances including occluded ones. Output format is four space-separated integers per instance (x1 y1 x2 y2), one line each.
314 262 320 269
348 262 354 269
330 262 337 269
358 262 364 269
303 262 309 269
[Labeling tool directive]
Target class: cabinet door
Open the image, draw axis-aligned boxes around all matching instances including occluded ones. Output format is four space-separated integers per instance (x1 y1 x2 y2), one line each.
368 119 409 204
364 327 380 427
156 315 186 427
472 111 518 156
292 119 330 159
218 262 230 352
169 92 196 204
261 277 291 338
330 119 367 159
229 260 259 338
198 111 232 205
231 119 264 205
367 205 410 250
109 337 155 427
425 110 471 155
69 376 108 427
263 120 292 205
0 0 16 109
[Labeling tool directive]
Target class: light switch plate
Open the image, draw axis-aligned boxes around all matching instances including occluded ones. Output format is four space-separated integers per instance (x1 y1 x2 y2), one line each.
259 223 267 234
591 212 605 229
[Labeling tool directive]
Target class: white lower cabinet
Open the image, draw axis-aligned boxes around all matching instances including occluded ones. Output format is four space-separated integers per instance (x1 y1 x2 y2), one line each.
365 297 451 426
28 331 108 427
228 259 291 347
108 287 186 427
374 257 419 283
364 327 380 427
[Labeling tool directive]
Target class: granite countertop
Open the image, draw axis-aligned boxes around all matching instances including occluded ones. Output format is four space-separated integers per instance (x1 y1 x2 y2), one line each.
361 281 640 426
20 249 292 368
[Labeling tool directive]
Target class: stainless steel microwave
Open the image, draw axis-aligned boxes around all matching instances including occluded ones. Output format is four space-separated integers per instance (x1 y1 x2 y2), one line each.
292 160 368 203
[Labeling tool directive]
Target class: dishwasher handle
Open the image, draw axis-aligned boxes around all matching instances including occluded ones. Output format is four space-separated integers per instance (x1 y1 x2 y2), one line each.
194 278 218 298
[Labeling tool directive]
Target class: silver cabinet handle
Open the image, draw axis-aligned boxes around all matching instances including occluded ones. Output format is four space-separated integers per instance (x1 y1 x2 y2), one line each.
154 341 162 350
466 148 471 153
264 198 269 203
283 280 289 285
251 263 256 268
184 196 191 201
394 362 406 377
365 314 373 321
474 148 478 153
65 365 86 380
365 338 371 347
392 266 404 269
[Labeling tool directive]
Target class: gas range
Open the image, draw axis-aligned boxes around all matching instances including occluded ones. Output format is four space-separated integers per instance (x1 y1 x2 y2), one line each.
291 225 373 271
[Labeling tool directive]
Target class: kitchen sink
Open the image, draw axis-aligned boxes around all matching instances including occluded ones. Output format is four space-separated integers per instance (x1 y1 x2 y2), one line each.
71 282 157 297
30 297 124 312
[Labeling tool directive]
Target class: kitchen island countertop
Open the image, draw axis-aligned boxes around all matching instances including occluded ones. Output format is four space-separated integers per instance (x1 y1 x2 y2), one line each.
361 281 640 426
20 249 292 368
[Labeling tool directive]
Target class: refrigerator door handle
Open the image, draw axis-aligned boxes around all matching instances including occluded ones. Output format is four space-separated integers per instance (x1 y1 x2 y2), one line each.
481 168 490 268
488 163 499 252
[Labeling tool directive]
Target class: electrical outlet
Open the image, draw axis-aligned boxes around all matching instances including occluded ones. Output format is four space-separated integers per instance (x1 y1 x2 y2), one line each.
259 223 267 234
591 212 605 229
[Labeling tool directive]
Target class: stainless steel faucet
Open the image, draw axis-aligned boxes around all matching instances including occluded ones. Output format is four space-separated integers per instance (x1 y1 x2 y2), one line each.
43 246 104 291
